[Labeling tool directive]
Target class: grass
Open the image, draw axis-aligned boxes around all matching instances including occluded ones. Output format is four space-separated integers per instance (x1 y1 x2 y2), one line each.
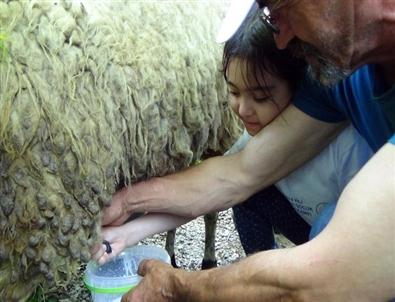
27 287 58 302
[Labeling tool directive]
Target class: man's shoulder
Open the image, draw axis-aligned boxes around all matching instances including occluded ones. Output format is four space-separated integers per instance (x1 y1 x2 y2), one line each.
292 73 344 123
292 66 375 122
331 64 374 101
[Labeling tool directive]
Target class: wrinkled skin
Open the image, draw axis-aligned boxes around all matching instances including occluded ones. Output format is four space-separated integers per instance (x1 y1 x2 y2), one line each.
121 260 185 302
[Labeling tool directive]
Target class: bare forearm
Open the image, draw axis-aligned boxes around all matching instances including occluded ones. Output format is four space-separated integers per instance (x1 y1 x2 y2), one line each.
121 106 345 217
309 142 395 301
242 106 346 194
122 213 191 246
177 249 303 302
123 155 250 217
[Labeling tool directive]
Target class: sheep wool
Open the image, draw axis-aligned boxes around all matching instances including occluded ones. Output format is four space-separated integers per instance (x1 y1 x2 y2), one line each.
0 0 241 300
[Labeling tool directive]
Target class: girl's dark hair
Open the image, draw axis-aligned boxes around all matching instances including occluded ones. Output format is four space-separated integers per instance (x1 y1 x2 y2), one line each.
222 4 306 94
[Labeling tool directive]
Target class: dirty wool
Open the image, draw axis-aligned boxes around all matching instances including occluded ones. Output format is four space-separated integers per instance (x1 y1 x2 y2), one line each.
0 1 241 300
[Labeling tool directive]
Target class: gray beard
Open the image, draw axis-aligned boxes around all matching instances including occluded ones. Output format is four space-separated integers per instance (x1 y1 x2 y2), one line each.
288 39 351 86
306 60 350 87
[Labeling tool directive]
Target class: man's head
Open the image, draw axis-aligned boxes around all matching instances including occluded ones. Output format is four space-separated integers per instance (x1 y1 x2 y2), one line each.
218 0 358 86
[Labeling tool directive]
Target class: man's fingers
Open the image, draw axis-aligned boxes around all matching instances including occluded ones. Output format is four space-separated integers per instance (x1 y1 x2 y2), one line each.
121 283 141 302
101 207 120 226
101 201 130 226
137 259 149 276
138 259 157 276
110 213 130 226
101 190 125 225
121 289 133 302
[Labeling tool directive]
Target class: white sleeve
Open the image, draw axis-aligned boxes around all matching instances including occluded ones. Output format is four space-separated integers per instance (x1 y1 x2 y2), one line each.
224 129 251 156
335 126 373 192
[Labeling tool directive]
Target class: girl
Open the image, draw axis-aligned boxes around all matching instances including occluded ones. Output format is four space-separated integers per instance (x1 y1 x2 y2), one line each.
91 6 372 263
222 8 372 253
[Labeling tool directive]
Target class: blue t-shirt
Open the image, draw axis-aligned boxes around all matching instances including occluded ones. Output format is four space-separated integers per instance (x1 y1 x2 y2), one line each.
293 65 395 152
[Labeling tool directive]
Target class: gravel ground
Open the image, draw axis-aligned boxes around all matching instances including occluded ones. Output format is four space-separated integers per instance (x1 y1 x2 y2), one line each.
52 209 293 301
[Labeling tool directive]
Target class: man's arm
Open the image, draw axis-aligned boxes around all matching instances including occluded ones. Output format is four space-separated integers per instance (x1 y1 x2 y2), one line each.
193 141 395 302
122 142 395 302
297 141 395 301
103 104 345 225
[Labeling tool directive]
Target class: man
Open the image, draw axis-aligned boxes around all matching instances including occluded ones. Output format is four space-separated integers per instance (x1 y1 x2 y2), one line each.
104 1 395 301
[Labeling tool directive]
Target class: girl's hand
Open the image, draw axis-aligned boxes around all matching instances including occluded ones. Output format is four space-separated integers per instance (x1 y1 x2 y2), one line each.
90 226 128 265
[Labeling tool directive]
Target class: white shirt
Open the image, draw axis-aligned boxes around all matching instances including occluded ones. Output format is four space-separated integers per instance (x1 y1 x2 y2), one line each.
225 126 373 225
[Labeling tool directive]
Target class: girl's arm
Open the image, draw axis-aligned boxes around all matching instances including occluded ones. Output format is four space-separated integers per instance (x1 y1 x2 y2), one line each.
91 213 191 264
123 213 191 246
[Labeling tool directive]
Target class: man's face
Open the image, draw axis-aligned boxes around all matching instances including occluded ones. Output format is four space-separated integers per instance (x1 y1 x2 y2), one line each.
287 36 352 86
266 0 354 85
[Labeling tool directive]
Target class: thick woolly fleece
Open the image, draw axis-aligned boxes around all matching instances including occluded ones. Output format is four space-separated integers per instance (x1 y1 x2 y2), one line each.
0 1 241 300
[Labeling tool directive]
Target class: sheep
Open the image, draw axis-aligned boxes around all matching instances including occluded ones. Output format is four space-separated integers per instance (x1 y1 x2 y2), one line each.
166 211 219 270
0 1 241 300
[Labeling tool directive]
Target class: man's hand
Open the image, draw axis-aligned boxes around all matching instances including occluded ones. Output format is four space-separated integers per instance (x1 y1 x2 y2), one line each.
121 260 186 302
102 187 131 226
119 249 300 302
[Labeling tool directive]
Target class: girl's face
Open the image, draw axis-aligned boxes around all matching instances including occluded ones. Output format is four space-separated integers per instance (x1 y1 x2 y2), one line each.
226 58 293 136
